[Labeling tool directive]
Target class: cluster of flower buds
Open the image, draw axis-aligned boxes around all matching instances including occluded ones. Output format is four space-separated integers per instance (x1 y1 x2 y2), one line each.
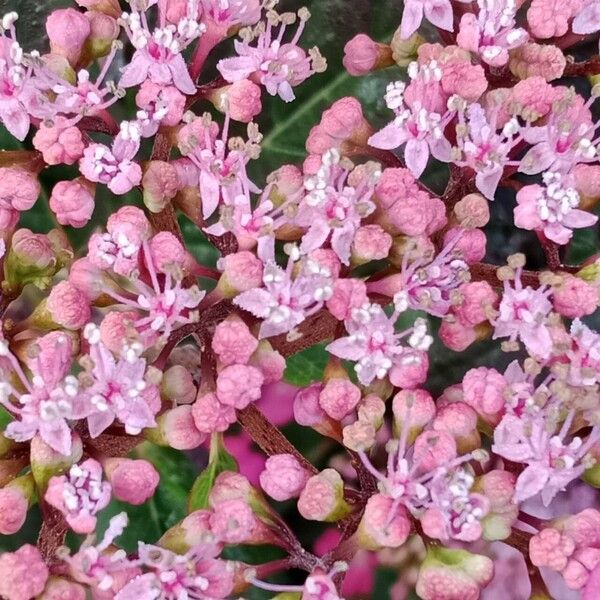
0 0 600 598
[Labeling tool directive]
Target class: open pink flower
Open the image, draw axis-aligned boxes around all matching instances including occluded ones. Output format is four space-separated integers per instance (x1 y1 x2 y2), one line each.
218 9 323 102
119 1 204 94
79 122 142 195
45 459 111 534
515 173 598 245
400 0 455 39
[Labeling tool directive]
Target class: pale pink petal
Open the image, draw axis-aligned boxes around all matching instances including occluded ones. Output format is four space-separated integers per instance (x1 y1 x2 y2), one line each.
300 219 331 254
428 135 452 162
425 0 454 32
200 170 221 219
119 51 151 88
217 56 257 82
456 13 480 53
331 225 354 265
400 0 424 39
514 464 549 503
476 168 502 200
0 105 30 141
544 222 573 245
167 55 197 95
368 121 408 150
520 143 555 175
573 2 600 35
87 411 115 438
404 138 429 178
326 337 365 361
561 209 598 229
233 288 274 319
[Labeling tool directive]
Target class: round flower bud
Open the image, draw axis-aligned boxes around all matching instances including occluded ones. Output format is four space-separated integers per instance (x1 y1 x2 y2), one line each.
104 458 160 505
259 454 310 501
33 118 85 166
49 178 95 228
217 251 264 296
46 8 91 65
209 79 262 123
0 545 49 600
46 281 91 330
318 378 361 421
297 469 350 522
161 365 196 405
358 493 411 550
343 34 393 76
212 317 258 366
216 364 264 409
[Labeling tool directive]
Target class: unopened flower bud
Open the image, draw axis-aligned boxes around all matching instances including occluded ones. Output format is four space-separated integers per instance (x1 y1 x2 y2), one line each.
4 229 57 292
416 547 494 600
343 33 394 76
390 28 424 66
84 11 120 59
161 365 197 405
297 469 350 522
148 405 206 450
49 178 95 228
104 458 160 505
358 493 411 549
259 454 310 501
30 433 83 494
46 8 91 66
209 79 262 123
0 474 34 534
143 161 179 213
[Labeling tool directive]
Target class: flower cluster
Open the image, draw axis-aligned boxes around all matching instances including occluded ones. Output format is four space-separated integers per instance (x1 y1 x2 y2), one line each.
0 0 599 599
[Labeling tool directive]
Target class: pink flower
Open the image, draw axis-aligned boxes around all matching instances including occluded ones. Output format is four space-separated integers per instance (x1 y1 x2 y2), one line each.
358 493 411 549
519 95 597 175
527 0 584 39
217 9 323 102
115 542 233 599
0 486 28 534
515 173 597 245
493 259 554 359
457 0 528 67
45 459 111 534
493 409 600 506
215 78 263 123
297 149 378 264
135 81 186 136
234 255 334 339
0 331 84 456
49 178 96 228
82 324 160 437
369 70 453 178
327 303 431 385
79 122 142 195
0 544 49 600
343 33 386 76
572 0 600 40
119 2 204 94
177 115 258 220
454 102 521 200
0 15 49 140
326 278 368 321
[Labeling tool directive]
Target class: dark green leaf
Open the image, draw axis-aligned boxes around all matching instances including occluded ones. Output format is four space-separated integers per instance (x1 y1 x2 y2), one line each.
283 342 329 386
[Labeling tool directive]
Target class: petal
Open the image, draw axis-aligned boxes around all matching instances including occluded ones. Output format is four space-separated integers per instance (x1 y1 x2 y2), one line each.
87 411 115 438
119 51 150 88
200 170 221 219
400 1 424 39
428 135 452 162
300 219 330 254
573 2 600 35
561 209 598 229
544 222 573 245
167 55 197 95
475 168 502 200
326 337 365 361
425 0 454 32
233 288 274 319
217 56 257 82
514 464 549 503
519 143 555 175
368 121 407 150
404 138 430 178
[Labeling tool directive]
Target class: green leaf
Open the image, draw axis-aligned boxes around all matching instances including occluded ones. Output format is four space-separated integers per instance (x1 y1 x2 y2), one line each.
283 342 329 386
188 433 238 511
